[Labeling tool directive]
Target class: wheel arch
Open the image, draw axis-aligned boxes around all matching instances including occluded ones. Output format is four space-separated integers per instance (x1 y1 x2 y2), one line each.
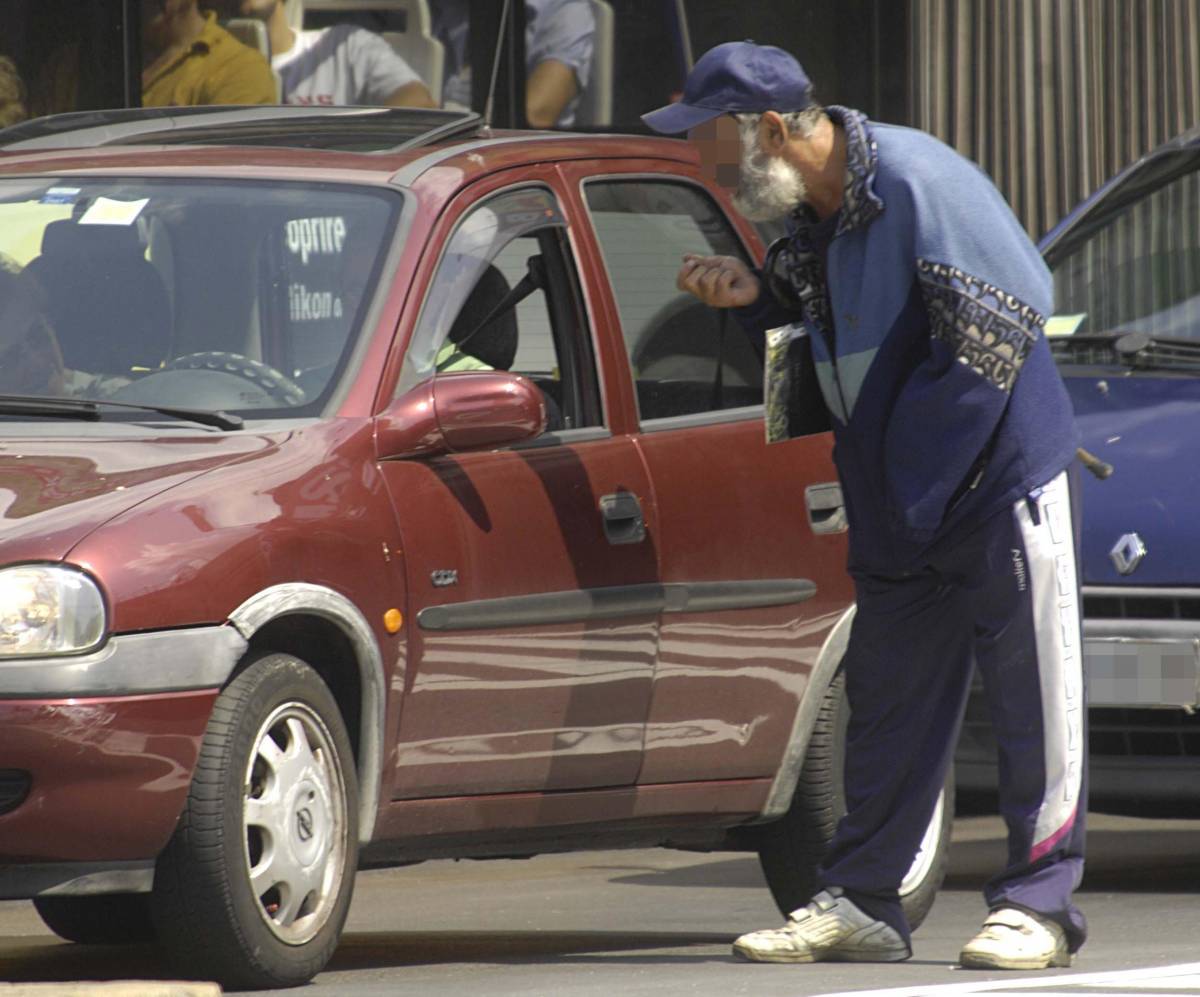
758 604 856 821
228 583 386 844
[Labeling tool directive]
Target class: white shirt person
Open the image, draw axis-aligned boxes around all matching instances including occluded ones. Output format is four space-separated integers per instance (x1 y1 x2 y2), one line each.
274 25 434 107
432 0 594 127
238 0 435 107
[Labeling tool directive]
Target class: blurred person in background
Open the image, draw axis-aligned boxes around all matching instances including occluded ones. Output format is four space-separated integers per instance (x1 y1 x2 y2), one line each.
142 0 276 106
0 264 66 397
0 56 28 127
239 0 435 107
432 0 594 128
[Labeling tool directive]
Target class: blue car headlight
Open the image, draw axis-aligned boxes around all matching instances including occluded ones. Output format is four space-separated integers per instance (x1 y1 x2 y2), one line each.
0 565 106 658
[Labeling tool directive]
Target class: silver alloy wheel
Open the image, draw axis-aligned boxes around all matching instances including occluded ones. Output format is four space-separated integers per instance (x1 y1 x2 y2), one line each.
900 787 946 897
242 701 349 946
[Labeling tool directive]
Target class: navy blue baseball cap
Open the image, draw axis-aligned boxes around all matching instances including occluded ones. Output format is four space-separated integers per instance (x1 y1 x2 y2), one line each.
642 41 815 134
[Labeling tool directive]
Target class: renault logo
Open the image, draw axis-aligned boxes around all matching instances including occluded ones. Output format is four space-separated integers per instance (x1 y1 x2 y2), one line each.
1110 532 1147 576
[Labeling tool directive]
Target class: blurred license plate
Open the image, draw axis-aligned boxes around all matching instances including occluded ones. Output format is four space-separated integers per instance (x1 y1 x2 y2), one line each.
1086 638 1200 707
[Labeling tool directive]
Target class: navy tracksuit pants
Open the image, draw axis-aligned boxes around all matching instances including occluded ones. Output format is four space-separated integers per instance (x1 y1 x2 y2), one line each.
817 468 1088 952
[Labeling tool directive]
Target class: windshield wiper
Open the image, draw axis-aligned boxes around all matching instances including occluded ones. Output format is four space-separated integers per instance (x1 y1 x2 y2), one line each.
1051 332 1200 372
1112 331 1200 370
0 397 102 421
0 395 243 430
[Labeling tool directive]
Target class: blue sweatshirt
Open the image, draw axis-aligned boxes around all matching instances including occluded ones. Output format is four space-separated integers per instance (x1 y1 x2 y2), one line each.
739 107 1079 572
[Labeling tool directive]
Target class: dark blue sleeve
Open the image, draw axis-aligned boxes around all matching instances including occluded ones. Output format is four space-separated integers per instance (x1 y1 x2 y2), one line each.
882 167 1053 539
732 268 804 343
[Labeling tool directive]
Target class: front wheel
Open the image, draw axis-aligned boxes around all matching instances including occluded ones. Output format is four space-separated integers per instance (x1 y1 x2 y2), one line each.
151 652 359 990
756 671 953 929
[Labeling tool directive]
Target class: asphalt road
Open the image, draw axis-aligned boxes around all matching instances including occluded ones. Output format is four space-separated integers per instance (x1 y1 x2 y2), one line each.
2 813 1200 996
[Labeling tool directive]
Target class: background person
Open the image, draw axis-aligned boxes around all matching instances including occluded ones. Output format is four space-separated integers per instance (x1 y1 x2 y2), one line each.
238 0 434 107
643 41 1087 972
432 0 594 128
0 56 28 127
142 0 276 106
0 264 66 397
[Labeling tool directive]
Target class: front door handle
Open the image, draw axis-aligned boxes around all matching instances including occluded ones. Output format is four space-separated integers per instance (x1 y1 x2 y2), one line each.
805 482 847 535
599 492 646 545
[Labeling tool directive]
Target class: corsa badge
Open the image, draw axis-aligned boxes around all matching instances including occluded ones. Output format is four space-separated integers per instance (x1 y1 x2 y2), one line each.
1110 532 1146 576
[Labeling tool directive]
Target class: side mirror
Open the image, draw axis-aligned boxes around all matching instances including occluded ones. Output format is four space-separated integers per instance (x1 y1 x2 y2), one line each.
376 372 547 459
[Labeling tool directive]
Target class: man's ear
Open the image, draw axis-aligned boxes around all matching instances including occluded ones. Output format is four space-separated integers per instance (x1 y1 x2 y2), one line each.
759 111 789 153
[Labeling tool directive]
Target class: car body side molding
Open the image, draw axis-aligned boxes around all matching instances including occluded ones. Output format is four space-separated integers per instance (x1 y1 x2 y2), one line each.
229 583 386 845
417 579 817 632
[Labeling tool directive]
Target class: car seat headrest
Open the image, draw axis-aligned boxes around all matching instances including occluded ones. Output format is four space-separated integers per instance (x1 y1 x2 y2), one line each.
41 218 142 257
25 219 169 376
448 263 518 371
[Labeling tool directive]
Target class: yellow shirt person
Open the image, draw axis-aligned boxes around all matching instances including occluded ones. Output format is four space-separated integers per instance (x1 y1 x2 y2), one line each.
143 11 276 107
435 340 493 373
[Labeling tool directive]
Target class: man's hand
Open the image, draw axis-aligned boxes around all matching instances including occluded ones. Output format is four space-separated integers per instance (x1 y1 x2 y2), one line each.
676 254 762 308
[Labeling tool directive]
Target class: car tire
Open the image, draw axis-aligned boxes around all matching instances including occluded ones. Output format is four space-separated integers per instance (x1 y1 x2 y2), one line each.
150 652 359 990
32 893 154 945
756 671 953 929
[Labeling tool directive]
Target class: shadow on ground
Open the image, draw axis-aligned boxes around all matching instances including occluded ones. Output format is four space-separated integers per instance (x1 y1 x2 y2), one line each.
595 824 1200 895
327 930 738 971
0 930 741 985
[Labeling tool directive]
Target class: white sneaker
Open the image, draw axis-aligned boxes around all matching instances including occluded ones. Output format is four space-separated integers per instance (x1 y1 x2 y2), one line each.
732 888 911 964
959 907 1072 970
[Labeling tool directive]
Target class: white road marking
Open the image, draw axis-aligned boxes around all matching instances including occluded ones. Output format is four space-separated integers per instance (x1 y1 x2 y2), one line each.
812 961 1200 997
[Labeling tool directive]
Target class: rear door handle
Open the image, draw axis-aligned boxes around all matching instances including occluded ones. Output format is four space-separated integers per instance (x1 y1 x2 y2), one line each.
599 492 646 545
805 482 847 534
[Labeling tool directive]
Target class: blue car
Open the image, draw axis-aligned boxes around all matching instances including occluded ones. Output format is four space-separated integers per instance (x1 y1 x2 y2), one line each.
957 126 1200 815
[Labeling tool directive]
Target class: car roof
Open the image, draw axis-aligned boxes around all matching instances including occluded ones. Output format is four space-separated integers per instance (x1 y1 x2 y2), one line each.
0 105 698 190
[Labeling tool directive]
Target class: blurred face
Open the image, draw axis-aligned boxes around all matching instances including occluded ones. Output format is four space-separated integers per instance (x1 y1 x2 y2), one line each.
731 121 808 222
688 114 807 222
687 115 743 194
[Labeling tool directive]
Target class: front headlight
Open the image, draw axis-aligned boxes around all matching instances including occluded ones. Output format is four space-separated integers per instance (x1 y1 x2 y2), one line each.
0 565 106 658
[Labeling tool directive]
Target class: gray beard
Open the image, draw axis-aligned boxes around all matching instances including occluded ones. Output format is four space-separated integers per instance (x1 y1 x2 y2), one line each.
732 146 808 223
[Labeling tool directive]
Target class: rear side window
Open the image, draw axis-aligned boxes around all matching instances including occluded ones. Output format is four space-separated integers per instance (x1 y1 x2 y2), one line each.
584 180 763 423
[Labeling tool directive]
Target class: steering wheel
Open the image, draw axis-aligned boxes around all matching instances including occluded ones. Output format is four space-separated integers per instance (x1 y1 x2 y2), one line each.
161 352 307 406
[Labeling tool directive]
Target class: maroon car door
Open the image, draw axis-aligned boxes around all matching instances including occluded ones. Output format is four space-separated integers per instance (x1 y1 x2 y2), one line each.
378 178 661 799
571 169 854 787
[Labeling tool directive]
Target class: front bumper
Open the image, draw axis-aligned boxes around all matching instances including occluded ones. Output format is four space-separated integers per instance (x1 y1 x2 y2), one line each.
0 626 246 891
0 626 247 699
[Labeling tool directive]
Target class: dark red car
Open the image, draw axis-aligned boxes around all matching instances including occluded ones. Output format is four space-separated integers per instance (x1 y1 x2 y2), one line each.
0 107 950 989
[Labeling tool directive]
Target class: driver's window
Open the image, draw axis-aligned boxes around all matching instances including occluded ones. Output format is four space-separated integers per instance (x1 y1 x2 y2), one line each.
399 186 602 433
584 180 764 422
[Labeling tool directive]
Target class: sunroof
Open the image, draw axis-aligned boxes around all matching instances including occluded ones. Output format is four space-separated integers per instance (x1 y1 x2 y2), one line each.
0 106 483 154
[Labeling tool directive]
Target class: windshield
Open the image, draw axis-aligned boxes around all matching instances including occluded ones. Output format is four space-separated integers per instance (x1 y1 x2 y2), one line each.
0 177 399 419
1048 167 1200 343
